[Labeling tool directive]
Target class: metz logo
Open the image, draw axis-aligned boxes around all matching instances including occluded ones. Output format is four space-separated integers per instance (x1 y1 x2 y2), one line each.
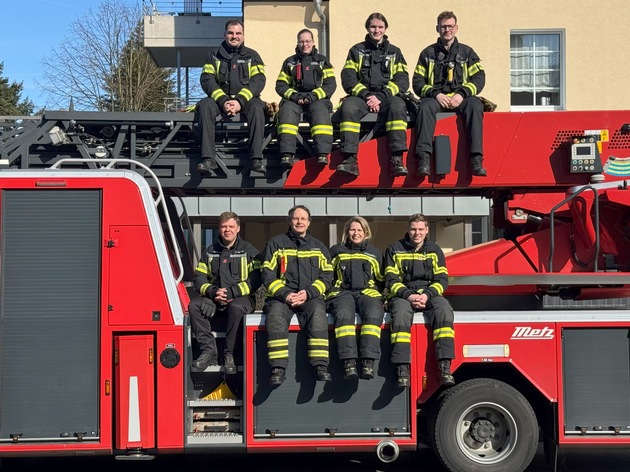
511 326 554 340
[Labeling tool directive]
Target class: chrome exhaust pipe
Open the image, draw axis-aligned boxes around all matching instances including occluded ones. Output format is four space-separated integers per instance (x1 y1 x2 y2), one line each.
376 439 400 463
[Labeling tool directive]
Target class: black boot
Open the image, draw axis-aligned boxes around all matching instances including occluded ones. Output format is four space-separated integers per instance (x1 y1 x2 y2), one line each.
251 158 267 174
336 154 359 176
416 152 430 176
396 363 410 388
315 365 332 382
269 367 286 387
316 154 329 166
197 158 218 173
224 352 237 375
471 154 487 177
192 350 218 370
390 153 408 177
343 359 359 381
360 359 375 380
438 359 455 386
280 153 294 169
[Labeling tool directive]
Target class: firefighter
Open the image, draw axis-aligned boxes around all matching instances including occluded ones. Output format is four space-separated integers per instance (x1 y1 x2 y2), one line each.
327 216 385 381
195 19 267 176
189 212 262 373
275 29 337 170
412 11 486 177
384 213 455 388
337 12 409 178
262 205 333 386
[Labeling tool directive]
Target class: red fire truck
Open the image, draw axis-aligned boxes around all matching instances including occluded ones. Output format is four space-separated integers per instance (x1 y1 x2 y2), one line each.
1 109 630 472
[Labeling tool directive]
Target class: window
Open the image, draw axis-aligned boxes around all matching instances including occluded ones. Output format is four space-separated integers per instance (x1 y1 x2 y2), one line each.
510 30 564 110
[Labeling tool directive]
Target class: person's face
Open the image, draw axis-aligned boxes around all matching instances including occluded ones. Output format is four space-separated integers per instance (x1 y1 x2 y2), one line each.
297 32 314 55
437 18 458 42
367 19 387 43
408 221 429 249
289 208 311 236
219 218 240 246
225 23 244 48
347 222 366 245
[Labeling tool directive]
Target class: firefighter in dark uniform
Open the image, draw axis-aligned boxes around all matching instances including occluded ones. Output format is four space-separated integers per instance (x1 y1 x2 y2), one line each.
337 12 409 178
189 211 262 374
275 29 337 169
384 213 455 388
262 205 333 386
328 216 385 381
195 19 267 175
412 11 486 177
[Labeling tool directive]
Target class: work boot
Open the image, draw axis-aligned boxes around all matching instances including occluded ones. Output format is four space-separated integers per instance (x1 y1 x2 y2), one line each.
438 359 455 386
416 152 430 176
251 159 267 174
336 154 359 176
390 153 408 177
315 365 332 382
360 359 375 380
316 154 329 166
396 363 410 388
269 367 286 387
280 153 294 169
197 158 218 173
343 359 359 381
224 352 237 375
192 351 218 370
471 154 487 177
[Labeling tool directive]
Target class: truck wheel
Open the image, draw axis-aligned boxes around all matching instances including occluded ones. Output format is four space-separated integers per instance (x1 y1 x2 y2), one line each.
431 378 538 472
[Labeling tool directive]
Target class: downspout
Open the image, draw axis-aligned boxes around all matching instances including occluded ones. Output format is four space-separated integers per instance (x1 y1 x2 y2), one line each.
313 0 328 57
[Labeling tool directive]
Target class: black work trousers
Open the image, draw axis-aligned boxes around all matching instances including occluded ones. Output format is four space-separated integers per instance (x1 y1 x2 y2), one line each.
388 295 455 364
265 297 329 369
189 295 254 356
413 95 483 157
195 96 266 160
328 291 384 360
277 99 333 156
339 95 408 155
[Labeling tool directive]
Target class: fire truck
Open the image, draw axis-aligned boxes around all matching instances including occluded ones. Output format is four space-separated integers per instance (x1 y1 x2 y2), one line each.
1 108 630 472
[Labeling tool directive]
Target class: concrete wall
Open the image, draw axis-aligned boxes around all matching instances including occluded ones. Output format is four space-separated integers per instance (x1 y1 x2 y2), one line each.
244 0 630 111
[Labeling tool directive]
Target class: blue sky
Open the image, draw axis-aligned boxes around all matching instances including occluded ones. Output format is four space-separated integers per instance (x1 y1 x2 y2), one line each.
2 0 135 110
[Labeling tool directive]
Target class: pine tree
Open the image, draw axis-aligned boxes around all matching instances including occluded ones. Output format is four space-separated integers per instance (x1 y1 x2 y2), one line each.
0 62 34 116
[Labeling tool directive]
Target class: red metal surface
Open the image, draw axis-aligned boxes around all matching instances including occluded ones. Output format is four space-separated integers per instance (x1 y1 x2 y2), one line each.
284 110 630 191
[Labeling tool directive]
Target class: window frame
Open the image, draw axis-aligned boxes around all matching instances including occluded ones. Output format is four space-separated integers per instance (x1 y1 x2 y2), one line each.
509 29 566 112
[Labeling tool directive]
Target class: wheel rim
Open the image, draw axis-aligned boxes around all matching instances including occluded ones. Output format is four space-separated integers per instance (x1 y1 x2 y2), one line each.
454 401 518 465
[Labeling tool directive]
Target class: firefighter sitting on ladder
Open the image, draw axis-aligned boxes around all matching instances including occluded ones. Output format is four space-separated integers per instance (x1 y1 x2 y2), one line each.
327 216 385 381
189 211 262 373
384 213 455 387
262 205 333 386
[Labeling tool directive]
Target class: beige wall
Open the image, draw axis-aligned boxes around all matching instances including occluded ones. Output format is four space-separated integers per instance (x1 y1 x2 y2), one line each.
245 0 630 111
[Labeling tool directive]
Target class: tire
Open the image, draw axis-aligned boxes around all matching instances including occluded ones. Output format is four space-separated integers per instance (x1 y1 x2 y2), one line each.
431 378 538 472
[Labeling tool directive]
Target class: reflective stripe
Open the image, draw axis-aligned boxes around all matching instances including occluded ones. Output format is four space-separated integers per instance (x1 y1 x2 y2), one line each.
391 332 411 343
433 327 455 340
360 324 381 338
335 325 356 338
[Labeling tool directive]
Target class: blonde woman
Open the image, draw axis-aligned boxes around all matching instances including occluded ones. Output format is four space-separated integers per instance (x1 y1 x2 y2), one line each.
328 216 385 381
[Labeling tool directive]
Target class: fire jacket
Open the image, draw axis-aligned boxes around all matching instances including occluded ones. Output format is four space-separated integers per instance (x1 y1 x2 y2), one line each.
413 38 485 99
200 40 266 108
194 235 262 300
384 235 449 301
341 34 409 102
275 46 337 103
328 240 384 299
262 230 333 302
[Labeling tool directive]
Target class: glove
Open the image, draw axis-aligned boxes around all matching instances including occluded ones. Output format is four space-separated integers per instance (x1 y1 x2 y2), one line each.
200 297 216 319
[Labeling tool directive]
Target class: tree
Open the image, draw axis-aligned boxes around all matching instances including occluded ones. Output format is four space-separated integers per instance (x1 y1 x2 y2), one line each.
0 62 34 116
107 22 175 112
38 0 175 111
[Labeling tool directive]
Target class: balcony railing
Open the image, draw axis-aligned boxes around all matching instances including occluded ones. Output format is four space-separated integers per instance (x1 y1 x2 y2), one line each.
142 0 242 17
